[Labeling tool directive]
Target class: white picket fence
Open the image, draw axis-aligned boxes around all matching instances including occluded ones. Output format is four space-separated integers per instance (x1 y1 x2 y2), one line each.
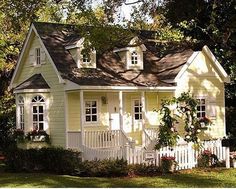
82 139 229 170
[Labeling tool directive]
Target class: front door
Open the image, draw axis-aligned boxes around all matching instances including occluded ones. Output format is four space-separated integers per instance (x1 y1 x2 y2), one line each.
107 93 120 130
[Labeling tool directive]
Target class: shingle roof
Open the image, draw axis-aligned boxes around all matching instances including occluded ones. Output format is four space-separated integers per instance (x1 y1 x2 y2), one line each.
33 22 194 87
15 74 50 90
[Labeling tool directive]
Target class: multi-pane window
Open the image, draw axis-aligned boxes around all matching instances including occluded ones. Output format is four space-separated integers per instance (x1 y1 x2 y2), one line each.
35 48 41 65
18 96 24 130
197 98 206 118
82 53 91 64
134 99 142 120
85 100 97 123
131 51 138 65
32 95 45 130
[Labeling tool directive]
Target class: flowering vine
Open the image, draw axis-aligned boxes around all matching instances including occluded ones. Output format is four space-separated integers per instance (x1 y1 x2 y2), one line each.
155 92 212 149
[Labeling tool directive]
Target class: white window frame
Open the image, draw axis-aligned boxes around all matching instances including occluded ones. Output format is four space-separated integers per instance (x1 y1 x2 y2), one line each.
84 99 98 124
17 96 24 130
82 53 91 64
133 99 142 121
35 48 41 65
131 51 138 65
31 95 45 130
196 97 206 118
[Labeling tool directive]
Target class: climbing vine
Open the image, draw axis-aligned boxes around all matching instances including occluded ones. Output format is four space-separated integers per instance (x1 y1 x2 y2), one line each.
155 92 212 150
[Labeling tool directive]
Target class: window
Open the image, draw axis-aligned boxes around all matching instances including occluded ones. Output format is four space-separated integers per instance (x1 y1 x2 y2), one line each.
131 51 138 65
35 48 41 65
82 53 91 64
18 96 24 130
197 98 206 118
85 100 97 123
32 95 45 130
133 99 142 120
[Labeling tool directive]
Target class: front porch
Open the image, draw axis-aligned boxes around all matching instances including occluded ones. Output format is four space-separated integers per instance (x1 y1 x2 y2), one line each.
66 89 173 150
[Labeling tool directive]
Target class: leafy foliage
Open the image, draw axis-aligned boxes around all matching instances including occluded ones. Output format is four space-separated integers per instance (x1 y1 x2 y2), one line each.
4 147 81 175
156 92 211 149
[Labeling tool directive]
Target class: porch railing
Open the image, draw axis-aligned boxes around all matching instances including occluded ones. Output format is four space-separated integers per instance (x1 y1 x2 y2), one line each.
142 128 159 150
84 130 133 149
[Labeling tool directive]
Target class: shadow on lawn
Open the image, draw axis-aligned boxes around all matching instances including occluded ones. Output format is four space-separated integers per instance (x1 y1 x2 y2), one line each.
0 169 235 188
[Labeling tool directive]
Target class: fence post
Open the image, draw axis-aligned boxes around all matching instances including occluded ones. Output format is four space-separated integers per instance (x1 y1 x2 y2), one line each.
226 147 230 168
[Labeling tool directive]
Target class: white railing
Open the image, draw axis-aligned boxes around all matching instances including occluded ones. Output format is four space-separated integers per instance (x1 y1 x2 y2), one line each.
144 128 159 139
84 130 134 149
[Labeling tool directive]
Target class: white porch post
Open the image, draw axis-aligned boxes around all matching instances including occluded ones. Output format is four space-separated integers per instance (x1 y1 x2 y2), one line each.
141 91 146 129
119 91 123 131
80 90 84 147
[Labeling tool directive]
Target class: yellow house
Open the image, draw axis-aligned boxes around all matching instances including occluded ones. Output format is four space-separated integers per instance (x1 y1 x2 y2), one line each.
10 22 230 156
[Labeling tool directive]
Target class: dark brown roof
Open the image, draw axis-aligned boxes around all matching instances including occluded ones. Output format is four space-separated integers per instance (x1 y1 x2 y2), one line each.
33 22 194 87
15 74 50 90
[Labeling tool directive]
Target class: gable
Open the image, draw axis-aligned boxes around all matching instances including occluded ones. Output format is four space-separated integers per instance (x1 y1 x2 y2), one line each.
175 46 230 83
10 24 64 90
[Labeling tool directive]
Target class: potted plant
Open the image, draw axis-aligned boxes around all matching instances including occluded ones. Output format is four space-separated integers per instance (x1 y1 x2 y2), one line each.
161 156 177 173
26 130 50 143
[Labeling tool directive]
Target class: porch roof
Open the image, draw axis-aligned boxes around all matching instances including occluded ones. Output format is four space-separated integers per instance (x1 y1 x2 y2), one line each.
33 22 194 87
15 74 50 90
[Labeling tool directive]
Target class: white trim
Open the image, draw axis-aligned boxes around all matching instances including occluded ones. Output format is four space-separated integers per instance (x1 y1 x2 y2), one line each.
64 80 177 91
119 91 123 131
14 89 50 94
64 92 69 148
202 45 230 83
80 90 84 146
174 51 200 82
141 91 146 129
83 98 100 126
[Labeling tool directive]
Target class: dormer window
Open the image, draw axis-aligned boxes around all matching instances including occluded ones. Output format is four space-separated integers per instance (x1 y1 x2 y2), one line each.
131 51 138 65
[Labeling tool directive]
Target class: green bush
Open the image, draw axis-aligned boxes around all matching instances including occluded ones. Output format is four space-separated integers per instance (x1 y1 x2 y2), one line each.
128 163 161 176
4 147 81 174
197 150 218 168
78 158 128 177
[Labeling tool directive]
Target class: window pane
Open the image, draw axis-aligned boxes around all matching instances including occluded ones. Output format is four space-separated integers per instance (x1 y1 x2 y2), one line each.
33 115 38 121
134 100 139 106
33 106 37 113
135 114 139 120
92 108 97 114
201 99 205 104
39 123 44 130
197 113 200 118
92 115 97 121
134 107 139 113
86 116 91 122
140 114 142 119
197 106 200 111
86 108 91 114
202 112 206 117
39 106 43 113
202 106 205 111
33 123 38 130
92 101 96 107
85 102 91 107
39 115 44 121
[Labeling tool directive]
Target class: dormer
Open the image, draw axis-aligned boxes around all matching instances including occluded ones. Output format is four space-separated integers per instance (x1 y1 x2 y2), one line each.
65 38 96 68
113 37 146 70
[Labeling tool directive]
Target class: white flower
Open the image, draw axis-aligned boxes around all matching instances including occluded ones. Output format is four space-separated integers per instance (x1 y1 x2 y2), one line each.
197 138 200 142
197 129 201 133
186 135 190 139
190 125 194 129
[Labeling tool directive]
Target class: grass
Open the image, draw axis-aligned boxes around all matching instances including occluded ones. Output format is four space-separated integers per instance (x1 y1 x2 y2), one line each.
1 165 236 188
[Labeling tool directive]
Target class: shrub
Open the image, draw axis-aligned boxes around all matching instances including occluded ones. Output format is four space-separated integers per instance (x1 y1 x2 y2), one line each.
78 158 128 177
197 150 218 167
128 163 161 176
4 147 81 174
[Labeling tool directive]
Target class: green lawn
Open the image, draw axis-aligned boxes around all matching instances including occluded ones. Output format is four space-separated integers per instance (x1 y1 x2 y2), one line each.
1 167 236 188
